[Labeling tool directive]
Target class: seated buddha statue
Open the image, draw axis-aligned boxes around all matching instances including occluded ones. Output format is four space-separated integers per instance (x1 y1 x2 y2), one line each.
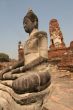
0 9 51 94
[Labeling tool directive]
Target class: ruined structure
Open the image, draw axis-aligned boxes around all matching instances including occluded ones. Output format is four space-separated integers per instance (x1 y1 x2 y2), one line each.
0 60 17 70
18 41 24 61
49 19 65 49
48 19 67 61
58 41 73 71
0 9 73 110
48 19 73 72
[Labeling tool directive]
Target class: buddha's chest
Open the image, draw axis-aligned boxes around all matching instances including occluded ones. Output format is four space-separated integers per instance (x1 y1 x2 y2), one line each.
24 37 39 54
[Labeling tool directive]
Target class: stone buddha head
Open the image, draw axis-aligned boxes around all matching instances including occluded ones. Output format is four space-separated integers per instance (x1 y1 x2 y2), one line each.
23 9 38 34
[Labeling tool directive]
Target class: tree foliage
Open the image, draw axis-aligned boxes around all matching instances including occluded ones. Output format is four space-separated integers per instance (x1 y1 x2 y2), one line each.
0 53 10 62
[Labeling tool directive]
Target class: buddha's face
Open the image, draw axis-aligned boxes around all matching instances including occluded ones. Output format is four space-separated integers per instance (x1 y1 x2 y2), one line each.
23 17 35 34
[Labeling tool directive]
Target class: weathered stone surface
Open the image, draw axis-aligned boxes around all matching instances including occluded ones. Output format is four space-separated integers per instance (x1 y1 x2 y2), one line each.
58 53 73 71
57 41 73 71
48 47 69 60
42 65 73 110
48 19 73 72
0 83 52 110
0 9 51 110
18 41 24 61
0 60 17 70
0 9 73 110
49 19 65 49
0 61 73 110
24 31 48 65
12 70 51 94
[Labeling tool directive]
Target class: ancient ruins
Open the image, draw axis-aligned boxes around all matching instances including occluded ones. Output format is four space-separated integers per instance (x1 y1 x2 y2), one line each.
49 19 65 49
18 41 24 61
58 41 73 71
18 18 73 72
0 10 73 110
48 19 73 72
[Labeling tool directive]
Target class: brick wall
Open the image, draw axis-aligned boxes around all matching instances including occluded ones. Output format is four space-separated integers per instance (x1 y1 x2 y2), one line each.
48 47 70 60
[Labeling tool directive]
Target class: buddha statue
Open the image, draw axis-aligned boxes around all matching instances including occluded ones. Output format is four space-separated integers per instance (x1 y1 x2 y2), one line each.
0 10 51 110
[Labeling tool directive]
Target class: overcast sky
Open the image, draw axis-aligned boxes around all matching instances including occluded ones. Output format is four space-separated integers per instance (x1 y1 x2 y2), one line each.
0 0 73 59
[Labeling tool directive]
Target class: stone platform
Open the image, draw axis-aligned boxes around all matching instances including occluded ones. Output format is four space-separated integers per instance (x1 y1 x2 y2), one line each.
42 65 73 110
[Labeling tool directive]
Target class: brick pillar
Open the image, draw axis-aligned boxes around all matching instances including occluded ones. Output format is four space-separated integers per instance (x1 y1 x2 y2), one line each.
49 19 65 49
18 41 24 61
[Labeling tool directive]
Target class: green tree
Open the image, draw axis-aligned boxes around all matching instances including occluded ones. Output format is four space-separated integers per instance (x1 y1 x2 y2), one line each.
0 53 10 62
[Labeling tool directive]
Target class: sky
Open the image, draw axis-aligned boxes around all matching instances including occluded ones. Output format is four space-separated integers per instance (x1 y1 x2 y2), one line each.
0 0 73 59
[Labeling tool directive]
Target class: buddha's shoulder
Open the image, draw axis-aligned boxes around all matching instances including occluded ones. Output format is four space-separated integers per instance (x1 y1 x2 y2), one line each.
33 31 47 38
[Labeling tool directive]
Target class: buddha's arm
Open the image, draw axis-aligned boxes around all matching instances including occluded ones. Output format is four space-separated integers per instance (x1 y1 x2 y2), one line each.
2 31 48 75
11 60 24 69
34 31 48 59
0 60 24 79
11 55 47 74
11 32 48 74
